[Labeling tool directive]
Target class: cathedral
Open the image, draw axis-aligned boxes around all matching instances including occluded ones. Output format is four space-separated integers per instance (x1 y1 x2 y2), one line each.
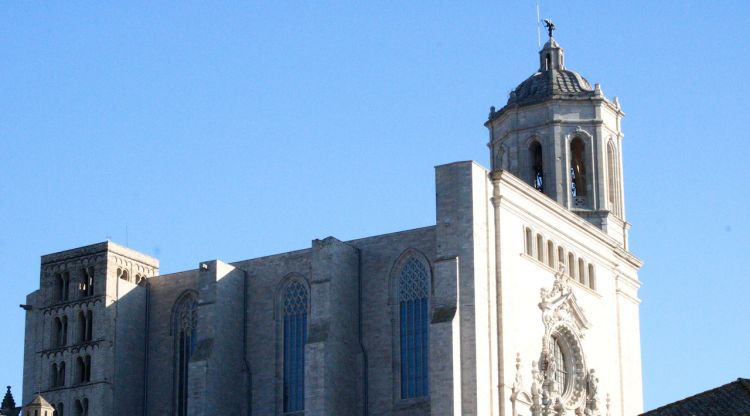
20 28 643 416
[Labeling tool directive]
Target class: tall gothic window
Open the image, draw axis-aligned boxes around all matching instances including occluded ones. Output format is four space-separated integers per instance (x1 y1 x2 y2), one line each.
174 293 198 416
570 138 587 198
398 256 430 399
283 281 308 413
530 141 544 192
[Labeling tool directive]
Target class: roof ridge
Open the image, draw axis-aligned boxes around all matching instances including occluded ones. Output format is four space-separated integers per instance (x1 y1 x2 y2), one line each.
739 377 750 393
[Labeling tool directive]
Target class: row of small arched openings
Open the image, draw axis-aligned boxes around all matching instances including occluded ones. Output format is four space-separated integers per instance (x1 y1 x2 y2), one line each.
117 267 147 286
49 355 91 389
52 267 95 304
524 227 597 290
51 309 93 349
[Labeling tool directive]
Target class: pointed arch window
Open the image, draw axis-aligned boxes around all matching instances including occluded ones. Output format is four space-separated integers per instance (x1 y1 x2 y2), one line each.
570 138 587 198
398 256 430 399
283 280 308 413
173 293 198 416
530 141 544 192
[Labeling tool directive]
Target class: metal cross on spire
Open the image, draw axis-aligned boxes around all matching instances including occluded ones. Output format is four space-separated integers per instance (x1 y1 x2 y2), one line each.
543 19 556 38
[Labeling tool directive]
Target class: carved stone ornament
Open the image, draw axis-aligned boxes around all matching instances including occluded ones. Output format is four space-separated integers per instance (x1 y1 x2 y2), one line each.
520 266 602 416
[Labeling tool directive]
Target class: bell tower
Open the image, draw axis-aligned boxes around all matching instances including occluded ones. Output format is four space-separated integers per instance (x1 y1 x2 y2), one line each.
485 23 629 247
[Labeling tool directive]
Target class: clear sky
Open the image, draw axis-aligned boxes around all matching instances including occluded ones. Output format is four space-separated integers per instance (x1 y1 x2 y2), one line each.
1 1 748 411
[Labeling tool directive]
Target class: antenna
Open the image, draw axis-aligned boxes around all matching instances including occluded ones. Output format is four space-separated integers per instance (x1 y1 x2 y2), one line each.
536 1 542 48
126 224 129 246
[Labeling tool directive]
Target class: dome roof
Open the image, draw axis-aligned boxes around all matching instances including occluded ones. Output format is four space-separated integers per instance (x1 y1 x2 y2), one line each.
507 68 594 107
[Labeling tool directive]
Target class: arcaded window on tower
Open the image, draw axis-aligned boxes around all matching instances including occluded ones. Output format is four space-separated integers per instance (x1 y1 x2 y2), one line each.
117 268 129 282
73 399 88 416
79 267 94 298
77 310 93 343
530 141 544 192
398 256 430 399
283 280 308 413
570 137 587 199
173 293 198 416
56 272 70 302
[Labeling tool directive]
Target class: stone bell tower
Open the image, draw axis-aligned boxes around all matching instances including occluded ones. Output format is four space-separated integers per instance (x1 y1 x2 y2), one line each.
485 24 630 247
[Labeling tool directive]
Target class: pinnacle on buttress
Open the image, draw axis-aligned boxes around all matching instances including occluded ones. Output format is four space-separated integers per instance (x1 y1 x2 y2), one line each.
1 386 15 410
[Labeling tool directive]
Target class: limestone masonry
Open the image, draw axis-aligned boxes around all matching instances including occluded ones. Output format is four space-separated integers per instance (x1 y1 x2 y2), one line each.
21 33 643 416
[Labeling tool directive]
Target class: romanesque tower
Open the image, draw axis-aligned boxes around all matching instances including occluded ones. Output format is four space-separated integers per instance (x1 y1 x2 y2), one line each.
22 242 158 415
485 25 629 248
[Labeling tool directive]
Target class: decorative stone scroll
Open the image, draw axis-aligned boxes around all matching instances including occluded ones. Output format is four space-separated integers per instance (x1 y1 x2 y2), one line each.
513 266 604 416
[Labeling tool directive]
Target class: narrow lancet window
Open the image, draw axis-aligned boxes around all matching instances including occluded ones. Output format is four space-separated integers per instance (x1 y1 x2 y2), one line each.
588 264 596 290
525 228 533 255
283 281 308 412
398 257 430 399
578 258 586 285
547 241 555 268
536 234 544 262
570 138 587 198
174 294 198 416
530 141 544 192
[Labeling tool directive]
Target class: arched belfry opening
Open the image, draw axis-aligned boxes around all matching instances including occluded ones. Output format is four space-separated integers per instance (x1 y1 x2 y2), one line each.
530 141 544 192
570 138 587 204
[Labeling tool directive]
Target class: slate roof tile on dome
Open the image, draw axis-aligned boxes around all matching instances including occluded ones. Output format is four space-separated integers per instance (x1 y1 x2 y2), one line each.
641 378 750 416
492 35 597 116
507 69 594 107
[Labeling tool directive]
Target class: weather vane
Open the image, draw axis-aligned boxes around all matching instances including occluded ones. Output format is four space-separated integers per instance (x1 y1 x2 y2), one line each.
543 19 556 38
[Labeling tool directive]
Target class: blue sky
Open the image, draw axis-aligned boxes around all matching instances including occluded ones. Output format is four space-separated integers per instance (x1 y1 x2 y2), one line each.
1 1 748 410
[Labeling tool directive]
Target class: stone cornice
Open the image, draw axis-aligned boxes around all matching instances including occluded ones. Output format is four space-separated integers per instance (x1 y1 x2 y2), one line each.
38 339 106 358
42 296 104 314
486 95 623 126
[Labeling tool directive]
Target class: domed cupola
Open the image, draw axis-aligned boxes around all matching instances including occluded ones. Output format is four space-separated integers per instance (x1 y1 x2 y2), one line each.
506 34 594 108
485 20 630 247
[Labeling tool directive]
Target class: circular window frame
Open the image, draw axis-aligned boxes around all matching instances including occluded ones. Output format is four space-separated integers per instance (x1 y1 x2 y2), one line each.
549 324 587 409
